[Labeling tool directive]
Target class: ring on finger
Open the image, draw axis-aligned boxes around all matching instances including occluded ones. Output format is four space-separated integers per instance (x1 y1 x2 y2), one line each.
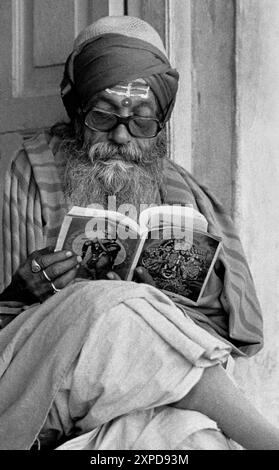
42 269 52 282
31 258 42 273
50 281 61 294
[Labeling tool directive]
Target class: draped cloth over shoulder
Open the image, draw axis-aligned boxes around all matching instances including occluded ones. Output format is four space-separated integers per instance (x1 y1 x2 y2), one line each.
0 133 263 357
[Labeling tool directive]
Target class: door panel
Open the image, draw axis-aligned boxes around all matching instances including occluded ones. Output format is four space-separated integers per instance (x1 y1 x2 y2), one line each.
127 0 166 43
0 0 125 135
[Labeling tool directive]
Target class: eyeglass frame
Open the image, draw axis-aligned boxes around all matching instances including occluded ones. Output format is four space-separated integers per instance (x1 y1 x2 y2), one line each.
83 107 164 139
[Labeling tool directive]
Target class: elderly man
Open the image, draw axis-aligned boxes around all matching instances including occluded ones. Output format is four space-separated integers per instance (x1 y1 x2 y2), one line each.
0 16 277 451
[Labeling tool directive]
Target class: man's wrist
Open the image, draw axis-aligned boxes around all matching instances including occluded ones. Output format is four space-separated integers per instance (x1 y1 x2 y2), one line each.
0 273 38 305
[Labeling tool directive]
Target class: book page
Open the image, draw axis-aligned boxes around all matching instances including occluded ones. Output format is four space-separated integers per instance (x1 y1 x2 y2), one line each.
137 227 221 303
55 210 142 280
139 205 208 233
68 206 141 233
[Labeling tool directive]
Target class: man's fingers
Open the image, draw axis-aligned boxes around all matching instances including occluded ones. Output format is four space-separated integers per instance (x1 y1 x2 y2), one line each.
33 249 75 270
41 256 81 281
106 268 155 284
134 267 156 286
106 272 122 281
51 267 78 290
32 246 54 257
38 267 78 301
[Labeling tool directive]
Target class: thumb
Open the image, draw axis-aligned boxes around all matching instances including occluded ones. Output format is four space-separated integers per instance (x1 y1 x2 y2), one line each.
134 267 156 286
106 271 122 281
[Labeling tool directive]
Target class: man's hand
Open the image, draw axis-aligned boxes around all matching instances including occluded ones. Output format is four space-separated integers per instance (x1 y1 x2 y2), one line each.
107 267 156 286
15 246 81 302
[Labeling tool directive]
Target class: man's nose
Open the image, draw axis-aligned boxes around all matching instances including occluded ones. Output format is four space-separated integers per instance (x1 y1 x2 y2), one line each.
109 124 131 144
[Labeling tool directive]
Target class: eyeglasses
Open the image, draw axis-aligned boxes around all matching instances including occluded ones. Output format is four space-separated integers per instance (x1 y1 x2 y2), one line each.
84 108 163 138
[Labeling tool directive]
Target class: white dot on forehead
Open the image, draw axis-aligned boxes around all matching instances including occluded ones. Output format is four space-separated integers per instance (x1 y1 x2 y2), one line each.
105 81 150 100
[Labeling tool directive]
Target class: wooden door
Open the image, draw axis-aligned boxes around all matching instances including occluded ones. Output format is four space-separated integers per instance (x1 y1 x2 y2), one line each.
0 0 125 137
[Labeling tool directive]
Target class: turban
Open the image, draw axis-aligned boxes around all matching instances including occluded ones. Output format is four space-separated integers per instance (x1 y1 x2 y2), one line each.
61 17 179 125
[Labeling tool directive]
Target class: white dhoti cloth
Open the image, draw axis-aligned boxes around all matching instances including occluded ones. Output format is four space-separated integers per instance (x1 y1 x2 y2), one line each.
0 280 238 450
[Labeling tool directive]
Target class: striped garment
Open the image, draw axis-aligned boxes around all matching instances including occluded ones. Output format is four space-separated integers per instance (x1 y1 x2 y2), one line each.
0 132 263 356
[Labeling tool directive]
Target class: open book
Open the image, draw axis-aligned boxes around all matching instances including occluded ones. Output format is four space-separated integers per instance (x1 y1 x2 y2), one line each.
55 205 222 303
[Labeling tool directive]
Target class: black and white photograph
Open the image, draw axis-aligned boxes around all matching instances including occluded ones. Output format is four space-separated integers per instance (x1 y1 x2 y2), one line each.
0 0 278 462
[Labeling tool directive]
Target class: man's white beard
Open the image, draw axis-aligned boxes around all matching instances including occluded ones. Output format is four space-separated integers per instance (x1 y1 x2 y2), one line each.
62 137 166 213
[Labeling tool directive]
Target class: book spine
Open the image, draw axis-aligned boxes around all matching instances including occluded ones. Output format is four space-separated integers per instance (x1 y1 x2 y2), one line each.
55 216 73 252
196 241 222 302
125 232 148 281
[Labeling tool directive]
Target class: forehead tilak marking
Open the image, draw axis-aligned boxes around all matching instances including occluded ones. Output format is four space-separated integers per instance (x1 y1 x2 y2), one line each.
105 82 150 100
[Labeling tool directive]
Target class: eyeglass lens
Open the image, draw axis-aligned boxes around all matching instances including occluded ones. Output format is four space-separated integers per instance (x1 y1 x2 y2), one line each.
85 109 160 138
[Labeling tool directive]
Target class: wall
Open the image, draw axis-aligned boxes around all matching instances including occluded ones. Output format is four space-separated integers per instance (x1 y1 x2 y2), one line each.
191 0 279 428
192 0 235 214
233 0 279 426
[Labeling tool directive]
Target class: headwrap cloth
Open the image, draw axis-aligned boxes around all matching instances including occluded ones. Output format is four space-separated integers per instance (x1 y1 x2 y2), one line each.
61 33 179 125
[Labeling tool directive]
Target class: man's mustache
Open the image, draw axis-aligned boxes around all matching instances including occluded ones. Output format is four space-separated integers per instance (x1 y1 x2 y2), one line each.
88 142 144 164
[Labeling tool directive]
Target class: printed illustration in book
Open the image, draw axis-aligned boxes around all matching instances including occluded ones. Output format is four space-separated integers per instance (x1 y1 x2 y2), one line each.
55 205 222 303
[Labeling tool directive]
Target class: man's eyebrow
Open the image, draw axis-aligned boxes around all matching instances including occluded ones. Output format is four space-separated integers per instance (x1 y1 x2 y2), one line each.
133 101 157 114
89 95 117 109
